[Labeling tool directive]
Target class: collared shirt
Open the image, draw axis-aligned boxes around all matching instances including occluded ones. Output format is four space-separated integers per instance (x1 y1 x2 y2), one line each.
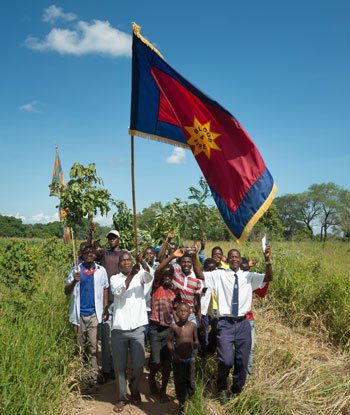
203 268 266 317
110 266 153 331
65 263 109 326
173 266 201 315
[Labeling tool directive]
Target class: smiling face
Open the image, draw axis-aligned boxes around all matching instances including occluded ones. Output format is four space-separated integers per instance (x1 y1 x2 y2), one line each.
119 252 133 274
227 249 242 272
179 255 193 276
144 247 155 265
212 248 223 265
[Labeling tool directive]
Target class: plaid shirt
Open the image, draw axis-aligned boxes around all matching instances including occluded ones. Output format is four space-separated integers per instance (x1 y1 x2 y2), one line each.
150 280 181 327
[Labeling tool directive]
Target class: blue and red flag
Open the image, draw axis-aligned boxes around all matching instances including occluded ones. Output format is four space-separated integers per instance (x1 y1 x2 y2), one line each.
129 23 277 242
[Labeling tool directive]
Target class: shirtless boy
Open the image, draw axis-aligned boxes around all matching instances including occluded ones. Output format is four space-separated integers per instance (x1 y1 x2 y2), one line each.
167 302 199 414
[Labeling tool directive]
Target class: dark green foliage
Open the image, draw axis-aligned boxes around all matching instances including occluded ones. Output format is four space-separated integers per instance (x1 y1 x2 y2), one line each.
0 215 62 238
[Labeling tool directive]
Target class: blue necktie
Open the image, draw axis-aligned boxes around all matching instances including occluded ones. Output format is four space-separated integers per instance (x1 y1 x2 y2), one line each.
232 273 239 317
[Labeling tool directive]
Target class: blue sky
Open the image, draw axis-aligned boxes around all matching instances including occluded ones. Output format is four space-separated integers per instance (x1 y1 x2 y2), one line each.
1 0 349 225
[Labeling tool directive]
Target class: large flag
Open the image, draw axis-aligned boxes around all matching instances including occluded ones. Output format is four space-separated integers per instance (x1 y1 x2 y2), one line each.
50 147 70 244
129 23 277 242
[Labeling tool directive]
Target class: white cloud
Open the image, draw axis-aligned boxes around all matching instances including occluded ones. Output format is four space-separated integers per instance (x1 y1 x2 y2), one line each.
15 213 26 222
19 101 40 113
42 5 77 24
94 215 113 227
165 147 187 164
25 8 132 58
14 212 59 224
29 213 59 224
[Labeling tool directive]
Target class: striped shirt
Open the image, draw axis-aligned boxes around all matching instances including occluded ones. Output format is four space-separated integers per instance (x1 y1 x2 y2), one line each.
173 266 201 314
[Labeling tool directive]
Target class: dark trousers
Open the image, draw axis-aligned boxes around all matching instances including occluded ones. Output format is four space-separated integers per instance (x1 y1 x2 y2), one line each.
216 318 251 393
196 314 209 356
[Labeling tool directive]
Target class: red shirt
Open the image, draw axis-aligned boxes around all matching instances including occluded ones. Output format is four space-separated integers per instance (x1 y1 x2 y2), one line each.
150 281 181 327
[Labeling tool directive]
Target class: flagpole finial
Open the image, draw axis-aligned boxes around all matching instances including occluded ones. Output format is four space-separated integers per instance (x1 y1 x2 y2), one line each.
131 22 164 59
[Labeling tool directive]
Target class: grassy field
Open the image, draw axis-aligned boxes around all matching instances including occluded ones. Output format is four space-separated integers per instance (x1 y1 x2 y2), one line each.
1 238 349 414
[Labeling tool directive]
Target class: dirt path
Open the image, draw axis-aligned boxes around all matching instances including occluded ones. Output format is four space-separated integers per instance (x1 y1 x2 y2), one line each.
79 364 180 415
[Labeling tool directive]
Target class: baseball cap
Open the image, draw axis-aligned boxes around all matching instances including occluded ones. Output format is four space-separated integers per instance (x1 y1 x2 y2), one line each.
107 230 120 238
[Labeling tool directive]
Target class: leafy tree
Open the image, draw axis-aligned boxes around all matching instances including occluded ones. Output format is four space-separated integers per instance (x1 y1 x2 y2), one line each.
249 204 283 241
274 192 320 239
49 162 114 231
308 183 344 241
112 201 135 251
137 202 162 231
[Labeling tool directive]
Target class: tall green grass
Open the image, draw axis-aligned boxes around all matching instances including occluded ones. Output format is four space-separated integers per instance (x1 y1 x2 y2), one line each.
196 240 350 348
0 239 82 414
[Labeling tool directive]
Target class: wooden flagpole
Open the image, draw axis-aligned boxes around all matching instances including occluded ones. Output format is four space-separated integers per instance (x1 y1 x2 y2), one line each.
131 135 138 253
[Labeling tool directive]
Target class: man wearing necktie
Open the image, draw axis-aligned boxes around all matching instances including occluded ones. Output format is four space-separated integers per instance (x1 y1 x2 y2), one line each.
191 243 273 403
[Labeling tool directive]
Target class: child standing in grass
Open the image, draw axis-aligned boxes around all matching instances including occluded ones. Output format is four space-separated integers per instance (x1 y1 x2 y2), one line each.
167 302 199 414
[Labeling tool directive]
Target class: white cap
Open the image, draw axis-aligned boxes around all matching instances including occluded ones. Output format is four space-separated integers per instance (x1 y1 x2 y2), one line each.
107 230 120 238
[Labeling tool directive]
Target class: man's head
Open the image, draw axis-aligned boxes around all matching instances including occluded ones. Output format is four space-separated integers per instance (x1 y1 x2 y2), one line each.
179 253 193 276
227 249 242 271
81 246 96 264
161 264 175 286
204 258 217 272
119 252 133 274
212 246 223 265
143 246 155 265
107 230 120 249
176 302 190 322
240 257 250 271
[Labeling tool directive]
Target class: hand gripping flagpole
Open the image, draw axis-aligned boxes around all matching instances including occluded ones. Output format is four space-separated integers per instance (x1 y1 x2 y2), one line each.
131 135 138 253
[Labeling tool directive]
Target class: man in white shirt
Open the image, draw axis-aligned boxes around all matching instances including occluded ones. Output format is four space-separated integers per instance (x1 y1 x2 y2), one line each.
110 251 153 412
191 244 273 403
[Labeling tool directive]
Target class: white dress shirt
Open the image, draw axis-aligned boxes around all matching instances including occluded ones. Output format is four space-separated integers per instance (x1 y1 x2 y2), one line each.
110 266 153 330
203 268 266 317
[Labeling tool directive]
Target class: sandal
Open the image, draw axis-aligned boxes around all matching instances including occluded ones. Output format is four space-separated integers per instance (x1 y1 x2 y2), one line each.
113 401 125 413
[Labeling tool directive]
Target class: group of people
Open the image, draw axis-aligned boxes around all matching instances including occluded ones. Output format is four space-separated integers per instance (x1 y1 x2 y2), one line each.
65 224 273 413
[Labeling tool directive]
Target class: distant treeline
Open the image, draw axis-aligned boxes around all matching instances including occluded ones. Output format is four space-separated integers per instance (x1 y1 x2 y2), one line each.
2 181 349 244
0 215 110 241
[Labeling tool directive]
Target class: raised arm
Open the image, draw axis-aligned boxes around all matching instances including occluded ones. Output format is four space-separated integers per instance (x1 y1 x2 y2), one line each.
86 221 96 246
156 230 175 263
190 243 205 280
154 248 184 281
263 244 273 282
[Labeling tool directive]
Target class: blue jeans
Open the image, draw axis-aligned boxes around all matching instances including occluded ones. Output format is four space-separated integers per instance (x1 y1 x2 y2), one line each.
247 319 256 376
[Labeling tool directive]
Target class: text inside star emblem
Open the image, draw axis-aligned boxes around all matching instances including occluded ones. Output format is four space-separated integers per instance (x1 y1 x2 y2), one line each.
185 117 221 158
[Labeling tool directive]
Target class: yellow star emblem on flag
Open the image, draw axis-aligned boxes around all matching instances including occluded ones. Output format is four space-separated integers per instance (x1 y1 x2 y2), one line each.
185 117 221 158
